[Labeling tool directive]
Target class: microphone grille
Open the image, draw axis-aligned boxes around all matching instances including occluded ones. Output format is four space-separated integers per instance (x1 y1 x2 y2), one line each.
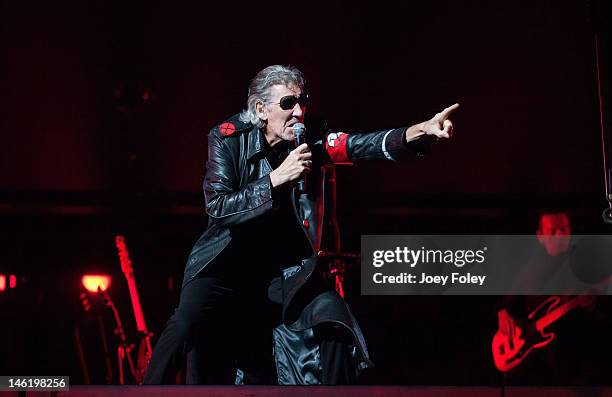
293 123 305 136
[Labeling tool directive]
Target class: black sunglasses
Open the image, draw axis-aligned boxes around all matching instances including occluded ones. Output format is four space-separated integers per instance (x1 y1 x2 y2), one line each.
269 94 309 110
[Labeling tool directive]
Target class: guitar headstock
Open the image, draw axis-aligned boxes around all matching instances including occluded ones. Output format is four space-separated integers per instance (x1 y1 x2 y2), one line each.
115 235 134 275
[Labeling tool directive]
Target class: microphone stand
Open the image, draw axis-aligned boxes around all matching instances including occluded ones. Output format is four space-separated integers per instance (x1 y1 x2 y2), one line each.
590 1 612 223
595 32 612 224
292 122 359 295
318 164 360 298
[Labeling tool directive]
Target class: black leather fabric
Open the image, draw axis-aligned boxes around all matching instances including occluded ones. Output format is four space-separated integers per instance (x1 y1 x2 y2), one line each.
273 325 321 384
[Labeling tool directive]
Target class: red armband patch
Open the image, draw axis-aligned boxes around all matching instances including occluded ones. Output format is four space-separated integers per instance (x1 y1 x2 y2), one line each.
325 132 352 164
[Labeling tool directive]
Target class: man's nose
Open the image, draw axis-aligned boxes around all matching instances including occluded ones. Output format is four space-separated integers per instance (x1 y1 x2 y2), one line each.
292 103 305 118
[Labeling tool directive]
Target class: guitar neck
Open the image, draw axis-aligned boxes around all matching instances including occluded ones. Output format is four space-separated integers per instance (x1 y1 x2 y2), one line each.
115 235 149 333
535 297 582 331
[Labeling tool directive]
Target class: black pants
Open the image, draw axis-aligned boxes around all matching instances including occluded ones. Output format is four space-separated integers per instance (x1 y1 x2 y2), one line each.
143 264 355 385
143 259 280 384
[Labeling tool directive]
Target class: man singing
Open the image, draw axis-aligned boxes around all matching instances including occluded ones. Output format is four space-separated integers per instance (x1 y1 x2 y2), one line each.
144 65 459 385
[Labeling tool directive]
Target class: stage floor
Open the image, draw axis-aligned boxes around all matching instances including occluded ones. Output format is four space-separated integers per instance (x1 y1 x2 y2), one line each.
2 386 612 397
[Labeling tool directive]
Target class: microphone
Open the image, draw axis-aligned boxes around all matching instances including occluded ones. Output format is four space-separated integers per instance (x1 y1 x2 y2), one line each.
292 123 306 192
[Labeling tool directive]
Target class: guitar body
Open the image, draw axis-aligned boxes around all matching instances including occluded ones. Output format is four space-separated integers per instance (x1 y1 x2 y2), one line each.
492 296 560 372
492 325 526 372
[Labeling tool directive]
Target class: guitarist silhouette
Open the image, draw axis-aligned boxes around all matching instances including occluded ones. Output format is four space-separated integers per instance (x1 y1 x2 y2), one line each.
492 212 611 384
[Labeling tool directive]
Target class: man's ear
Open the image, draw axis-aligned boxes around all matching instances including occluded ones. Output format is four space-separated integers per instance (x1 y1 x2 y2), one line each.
256 101 267 121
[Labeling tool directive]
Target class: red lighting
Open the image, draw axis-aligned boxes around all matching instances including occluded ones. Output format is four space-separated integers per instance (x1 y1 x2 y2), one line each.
9 275 16 289
536 212 571 256
82 275 111 293
0 275 5 292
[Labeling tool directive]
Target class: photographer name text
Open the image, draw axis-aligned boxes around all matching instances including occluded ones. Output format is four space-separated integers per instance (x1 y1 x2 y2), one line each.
372 272 486 286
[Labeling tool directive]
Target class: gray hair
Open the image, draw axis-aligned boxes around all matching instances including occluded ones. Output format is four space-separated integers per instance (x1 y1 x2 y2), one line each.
239 65 305 127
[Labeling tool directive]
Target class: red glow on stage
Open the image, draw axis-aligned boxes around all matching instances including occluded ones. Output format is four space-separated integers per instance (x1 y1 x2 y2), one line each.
0 275 5 291
82 274 111 292
9 274 16 288
335 274 345 298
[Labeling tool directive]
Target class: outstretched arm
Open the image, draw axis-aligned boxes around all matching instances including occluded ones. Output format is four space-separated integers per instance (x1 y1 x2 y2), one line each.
323 103 460 164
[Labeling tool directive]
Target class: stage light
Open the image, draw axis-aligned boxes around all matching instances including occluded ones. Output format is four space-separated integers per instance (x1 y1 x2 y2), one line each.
82 275 111 293
0 275 5 292
9 275 16 289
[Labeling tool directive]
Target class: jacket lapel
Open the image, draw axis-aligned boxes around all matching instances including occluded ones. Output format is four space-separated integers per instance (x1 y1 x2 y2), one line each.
247 127 267 162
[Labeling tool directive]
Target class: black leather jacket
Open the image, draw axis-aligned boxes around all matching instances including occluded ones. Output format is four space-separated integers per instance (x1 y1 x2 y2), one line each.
184 113 429 289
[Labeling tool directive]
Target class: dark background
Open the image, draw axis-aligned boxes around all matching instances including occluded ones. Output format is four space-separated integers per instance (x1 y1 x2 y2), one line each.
1 0 611 386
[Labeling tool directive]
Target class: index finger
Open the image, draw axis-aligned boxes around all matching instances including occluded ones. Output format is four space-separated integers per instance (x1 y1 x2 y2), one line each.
293 143 310 153
439 103 460 119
